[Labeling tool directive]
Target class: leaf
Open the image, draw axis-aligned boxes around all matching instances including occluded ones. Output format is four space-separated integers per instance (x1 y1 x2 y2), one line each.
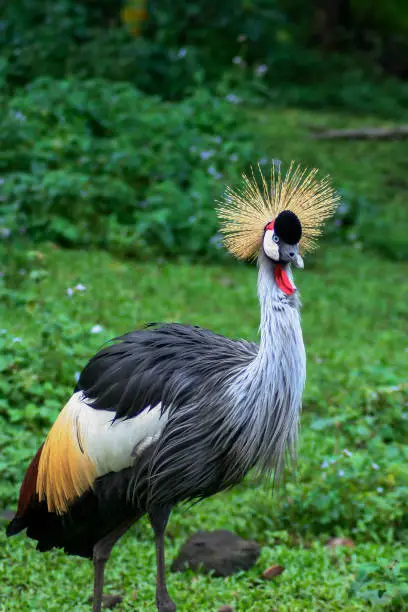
262 565 285 580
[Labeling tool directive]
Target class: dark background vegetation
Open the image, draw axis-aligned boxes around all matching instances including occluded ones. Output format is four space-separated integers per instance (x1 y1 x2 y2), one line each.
0 1 407 610
1 0 408 259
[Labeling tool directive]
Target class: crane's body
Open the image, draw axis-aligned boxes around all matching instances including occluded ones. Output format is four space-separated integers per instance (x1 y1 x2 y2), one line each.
7 164 338 611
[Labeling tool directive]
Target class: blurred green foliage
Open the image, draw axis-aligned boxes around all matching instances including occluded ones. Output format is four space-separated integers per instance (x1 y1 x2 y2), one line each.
0 77 261 257
2 0 408 114
2 81 407 260
2 77 384 260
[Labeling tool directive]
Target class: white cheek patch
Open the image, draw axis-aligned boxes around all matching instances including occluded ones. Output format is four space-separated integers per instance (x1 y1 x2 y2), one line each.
263 230 279 261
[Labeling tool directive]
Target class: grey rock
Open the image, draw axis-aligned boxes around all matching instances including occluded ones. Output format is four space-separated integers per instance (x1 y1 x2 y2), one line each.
171 530 260 577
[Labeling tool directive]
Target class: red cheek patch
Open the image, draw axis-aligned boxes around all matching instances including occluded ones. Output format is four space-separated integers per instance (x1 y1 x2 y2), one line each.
265 221 275 231
274 264 295 295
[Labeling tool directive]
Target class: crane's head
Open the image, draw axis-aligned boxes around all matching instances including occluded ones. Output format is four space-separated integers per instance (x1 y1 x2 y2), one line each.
217 161 340 267
262 210 304 269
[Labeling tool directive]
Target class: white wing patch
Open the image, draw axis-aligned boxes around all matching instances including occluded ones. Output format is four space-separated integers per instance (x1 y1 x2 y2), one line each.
67 391 168 477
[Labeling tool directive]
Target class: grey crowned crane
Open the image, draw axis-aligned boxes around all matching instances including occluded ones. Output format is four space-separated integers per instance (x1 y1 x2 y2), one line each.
7 163 339 611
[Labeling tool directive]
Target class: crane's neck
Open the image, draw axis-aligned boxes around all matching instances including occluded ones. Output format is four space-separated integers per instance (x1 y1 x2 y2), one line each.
256 251 302 361
222 251 306 486
225 251 306 479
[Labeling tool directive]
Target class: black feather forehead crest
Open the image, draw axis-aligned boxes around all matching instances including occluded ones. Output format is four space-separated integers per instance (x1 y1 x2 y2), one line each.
217 161 340 260
274 210 302 245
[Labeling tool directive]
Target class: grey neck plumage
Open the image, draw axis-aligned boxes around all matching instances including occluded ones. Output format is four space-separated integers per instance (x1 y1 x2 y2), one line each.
225 250 306 483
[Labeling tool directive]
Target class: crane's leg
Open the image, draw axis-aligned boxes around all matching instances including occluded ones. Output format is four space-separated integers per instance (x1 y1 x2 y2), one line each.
92 516 138 612
149 505 176 612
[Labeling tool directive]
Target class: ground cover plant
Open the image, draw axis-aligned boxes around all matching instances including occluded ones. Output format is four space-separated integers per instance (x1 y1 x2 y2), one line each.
1 228 407 608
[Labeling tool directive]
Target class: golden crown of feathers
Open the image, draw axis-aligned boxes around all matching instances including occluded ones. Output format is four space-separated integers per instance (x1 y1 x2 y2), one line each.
217 161 340 260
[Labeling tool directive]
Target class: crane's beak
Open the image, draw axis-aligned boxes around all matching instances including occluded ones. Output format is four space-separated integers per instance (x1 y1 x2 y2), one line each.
292 253 304 269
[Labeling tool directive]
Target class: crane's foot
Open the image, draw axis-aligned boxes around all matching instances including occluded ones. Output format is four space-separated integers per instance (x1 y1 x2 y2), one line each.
156 594 176 612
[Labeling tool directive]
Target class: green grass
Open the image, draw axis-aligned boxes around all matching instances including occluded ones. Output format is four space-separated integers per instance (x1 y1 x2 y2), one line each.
1 102 408 611
0 240 407 611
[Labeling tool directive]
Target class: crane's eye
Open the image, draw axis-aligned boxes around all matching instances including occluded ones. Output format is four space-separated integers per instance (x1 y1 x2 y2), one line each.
273 234 279 243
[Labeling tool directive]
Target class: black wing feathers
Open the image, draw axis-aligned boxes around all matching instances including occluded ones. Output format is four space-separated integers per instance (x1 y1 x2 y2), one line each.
76 323 257 420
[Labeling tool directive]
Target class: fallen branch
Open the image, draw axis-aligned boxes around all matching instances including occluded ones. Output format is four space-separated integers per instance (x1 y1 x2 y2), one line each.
309 126 408 140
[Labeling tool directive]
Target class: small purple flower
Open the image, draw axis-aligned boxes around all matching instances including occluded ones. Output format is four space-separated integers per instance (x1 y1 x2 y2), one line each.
230 154 238 162
14 111 26 122
259 157 268 166
372 463 379 470
208 166 223 180
210 234 223 249
338 469 345 477
321 460 328 469
272 159 282 169
12 337 22 343
232 56 243 65
377 487 383 493
66 287 74 297
213 136 222 144
74 371 80 382
255 64 268 77
225 94 241 104
188 215 196 224
178 48 187 58
343 449 352 457
0 228 11 238
200 150 214 161
90 324 103 334
75 283 86 292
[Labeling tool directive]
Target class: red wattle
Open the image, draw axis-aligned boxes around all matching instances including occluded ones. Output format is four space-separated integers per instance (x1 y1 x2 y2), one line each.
274 264 295 295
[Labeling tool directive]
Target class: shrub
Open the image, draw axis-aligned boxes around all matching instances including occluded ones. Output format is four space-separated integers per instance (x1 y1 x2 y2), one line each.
0 77 261 258
2 0 408 115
